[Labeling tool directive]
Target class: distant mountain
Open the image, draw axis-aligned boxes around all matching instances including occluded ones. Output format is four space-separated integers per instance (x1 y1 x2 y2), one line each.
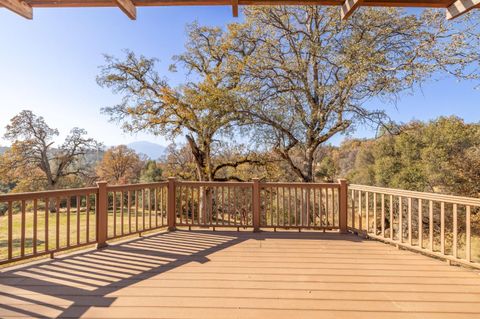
0 146 8 155
127 141 167 160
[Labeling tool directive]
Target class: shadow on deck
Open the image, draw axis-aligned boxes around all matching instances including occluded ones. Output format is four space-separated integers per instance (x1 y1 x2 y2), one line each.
1 230 480 318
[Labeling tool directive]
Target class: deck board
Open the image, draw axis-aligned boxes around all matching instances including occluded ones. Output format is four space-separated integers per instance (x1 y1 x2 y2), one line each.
1 230 480 318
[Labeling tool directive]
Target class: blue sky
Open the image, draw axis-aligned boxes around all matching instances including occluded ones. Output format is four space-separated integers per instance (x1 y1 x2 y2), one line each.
0 6 479 148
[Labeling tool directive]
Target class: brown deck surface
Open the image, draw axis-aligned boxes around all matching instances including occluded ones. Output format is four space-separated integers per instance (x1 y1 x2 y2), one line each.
1 230 480 319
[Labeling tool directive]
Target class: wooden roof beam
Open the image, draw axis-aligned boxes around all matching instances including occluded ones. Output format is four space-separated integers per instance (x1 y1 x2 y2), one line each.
446 0 480 20
232 0 239 17
115 0 136 20
232 0 238 17
341 0 364 20
0 0 32 19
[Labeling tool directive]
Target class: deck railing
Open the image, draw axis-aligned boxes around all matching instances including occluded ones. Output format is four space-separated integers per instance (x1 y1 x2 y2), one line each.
260 182 343 230
0 187 99 265
105 182 169 241
1 179 478 268
349 184 480 269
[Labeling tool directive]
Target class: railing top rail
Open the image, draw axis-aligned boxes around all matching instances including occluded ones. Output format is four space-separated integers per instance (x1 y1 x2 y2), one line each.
176 181 341 188
106 181 169 191
350 184 480 207
262 182 340 188
176 181 252 187
0 187 99 202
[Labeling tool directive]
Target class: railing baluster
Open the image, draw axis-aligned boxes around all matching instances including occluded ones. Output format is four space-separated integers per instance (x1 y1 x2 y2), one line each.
178 185 182 225
121 192 124 236
56 197 60 249
429 200 433 251
161 187 165 226
398 196 403 243
113 191 117 237
135 190 139 232
440 202 445 255
149 188 153 229
320 187 323 227
209 187 213 226
373 193 377 235
307 188 311 227
189 187 195 225
287 187 290 227
358 190 362 230
408 197 412 245
215 187 219 226
313 188 317 227
128 190 132 234
67 196 71 247
351 189 355 229
185 186 189 225
389 195 393 240
418 199 423 249
76 196 81 243
20 200 26 256
227 186 231 226
189 186 193 226
165 186 168 226
7 201 12 260
45 197 49 251
197 186 201 225
33 199 38 254
221 186 225 226
154 188 158 228
381 194 385 237
365 192 369 233
453 203 457 258
86 195 90 243
142 189 146 230
269 187 278 226
293 187 299 227
466 205 471 262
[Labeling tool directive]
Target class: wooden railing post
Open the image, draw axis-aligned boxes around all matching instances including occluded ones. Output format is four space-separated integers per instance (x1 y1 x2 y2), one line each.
167 177 177 231
96 181 108 249
252 178 261 232
338 179 348 234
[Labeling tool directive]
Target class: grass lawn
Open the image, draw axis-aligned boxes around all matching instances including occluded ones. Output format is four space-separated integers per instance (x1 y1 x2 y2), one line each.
0 207 167 262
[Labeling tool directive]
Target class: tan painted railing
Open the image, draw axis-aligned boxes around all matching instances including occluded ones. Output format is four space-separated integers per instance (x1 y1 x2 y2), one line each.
260 181 344 230
0 178 347 265
175 180 254 229
0 187 99 265
349 184 480 269
3 179 478 268
105 182 169 241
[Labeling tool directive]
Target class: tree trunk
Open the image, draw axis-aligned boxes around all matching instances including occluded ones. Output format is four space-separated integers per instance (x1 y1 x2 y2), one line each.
186 134 215 224
47 180 58 213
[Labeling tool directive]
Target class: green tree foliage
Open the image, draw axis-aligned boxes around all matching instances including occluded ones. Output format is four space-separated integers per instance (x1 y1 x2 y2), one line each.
140 160 163 183
325 117 480 197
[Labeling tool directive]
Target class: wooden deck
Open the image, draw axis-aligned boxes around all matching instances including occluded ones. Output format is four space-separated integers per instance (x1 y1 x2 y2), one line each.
1 230 480 319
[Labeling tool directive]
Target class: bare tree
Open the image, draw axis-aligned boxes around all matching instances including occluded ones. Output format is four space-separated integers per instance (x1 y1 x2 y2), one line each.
0 110 101 192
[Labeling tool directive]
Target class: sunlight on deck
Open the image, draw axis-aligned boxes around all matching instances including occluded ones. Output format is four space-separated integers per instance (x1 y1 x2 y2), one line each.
1 230 480 318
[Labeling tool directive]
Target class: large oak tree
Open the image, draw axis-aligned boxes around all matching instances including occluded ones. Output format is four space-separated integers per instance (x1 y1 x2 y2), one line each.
226 6 480 182
97 25 261 181
0 110 100 192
